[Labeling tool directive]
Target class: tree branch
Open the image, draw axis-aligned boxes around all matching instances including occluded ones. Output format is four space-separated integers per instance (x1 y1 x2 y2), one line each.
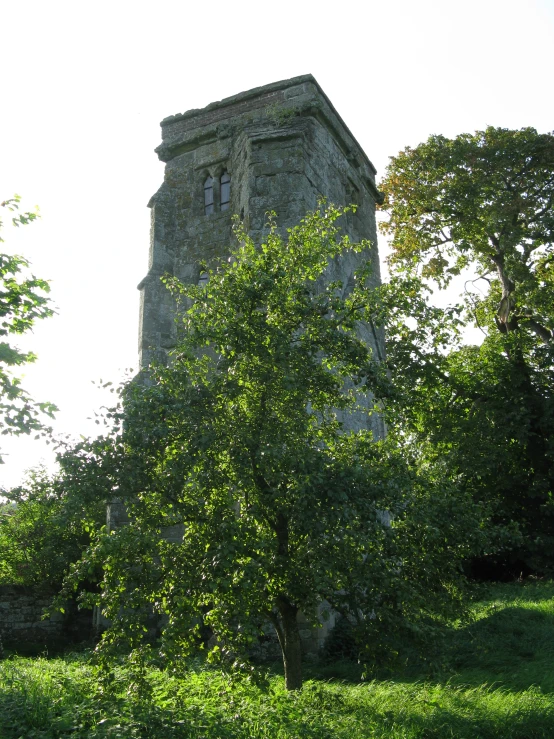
521 315 553 343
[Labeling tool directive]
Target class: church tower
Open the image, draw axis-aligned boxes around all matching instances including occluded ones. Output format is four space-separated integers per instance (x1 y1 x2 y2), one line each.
101 76 387 642
138 74 384 437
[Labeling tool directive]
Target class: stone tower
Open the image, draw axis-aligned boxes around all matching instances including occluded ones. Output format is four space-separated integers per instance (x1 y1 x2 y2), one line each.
102 76 387 643
138 74 384 438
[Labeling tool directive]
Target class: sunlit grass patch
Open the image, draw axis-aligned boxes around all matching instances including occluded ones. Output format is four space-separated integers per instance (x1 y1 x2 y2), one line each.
0 580 553 738
447 580 554 694
0 655 97 735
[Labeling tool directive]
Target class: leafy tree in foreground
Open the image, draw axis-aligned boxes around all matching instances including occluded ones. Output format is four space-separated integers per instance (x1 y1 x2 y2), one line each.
63 205 484 690
378 127 554 572
0 196 56 462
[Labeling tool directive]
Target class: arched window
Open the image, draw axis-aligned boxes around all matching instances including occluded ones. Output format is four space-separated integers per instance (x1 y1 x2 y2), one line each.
198 271 209 287
220 172 231 211
204 176 214 215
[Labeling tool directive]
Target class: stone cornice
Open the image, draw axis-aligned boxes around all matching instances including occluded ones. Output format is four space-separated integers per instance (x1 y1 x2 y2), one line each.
155 75 381 199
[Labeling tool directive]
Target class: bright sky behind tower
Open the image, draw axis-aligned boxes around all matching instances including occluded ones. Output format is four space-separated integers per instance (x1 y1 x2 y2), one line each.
1 0 553 487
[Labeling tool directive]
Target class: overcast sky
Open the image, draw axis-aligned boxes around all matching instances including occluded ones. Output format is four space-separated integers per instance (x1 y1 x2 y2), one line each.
1 0 553 487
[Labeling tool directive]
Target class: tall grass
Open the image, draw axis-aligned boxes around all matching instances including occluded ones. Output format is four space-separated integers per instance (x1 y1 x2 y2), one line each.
1 580 553 738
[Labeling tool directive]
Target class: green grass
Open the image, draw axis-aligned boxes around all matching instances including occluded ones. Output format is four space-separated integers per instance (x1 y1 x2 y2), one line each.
1 580 553 738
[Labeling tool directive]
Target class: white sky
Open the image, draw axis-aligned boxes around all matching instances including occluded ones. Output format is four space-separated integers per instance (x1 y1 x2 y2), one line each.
1 0 553 487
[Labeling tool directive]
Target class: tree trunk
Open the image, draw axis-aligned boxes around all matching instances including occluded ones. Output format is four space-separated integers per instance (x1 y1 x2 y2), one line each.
491 252 515 332
272 596 303 690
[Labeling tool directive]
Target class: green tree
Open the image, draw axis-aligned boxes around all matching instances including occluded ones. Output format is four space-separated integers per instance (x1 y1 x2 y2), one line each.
63 205 484 690
378 128 554 572
380 126 554 344
0 196 56 460
0 465 105 588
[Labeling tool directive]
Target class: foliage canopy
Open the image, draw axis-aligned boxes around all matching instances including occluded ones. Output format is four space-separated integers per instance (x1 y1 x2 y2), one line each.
378 127 554 573
60 205 482 690
0 196 56 462
0 466 105 588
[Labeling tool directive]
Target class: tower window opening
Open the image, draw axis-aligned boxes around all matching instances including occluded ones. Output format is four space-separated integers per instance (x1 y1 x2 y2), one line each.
198 271 209 287
204 176 214 214
220 172 231 211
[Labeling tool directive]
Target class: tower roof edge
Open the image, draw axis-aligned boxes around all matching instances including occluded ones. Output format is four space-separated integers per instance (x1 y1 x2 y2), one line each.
157 75 378 178
160 74 317 127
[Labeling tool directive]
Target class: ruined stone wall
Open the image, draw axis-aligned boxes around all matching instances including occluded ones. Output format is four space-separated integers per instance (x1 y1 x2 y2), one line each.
0 585 90 645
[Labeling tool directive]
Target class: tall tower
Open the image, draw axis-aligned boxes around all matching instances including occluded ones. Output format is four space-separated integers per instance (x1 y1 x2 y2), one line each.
138 74 384 437
101 76 387 640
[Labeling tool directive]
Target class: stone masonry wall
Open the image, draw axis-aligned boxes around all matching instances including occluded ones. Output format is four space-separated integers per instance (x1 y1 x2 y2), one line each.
0 585 93 646
0 585 63 644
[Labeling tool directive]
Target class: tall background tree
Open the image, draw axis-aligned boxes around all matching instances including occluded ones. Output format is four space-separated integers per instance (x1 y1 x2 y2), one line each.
378 127 554 574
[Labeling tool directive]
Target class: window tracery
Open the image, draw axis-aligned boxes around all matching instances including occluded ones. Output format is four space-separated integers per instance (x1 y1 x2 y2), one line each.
204 176 214 215
202 171 231 214
220 172 231 211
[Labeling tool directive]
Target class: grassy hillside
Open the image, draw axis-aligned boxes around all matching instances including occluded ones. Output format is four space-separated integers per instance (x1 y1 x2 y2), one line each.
1 581 553 738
